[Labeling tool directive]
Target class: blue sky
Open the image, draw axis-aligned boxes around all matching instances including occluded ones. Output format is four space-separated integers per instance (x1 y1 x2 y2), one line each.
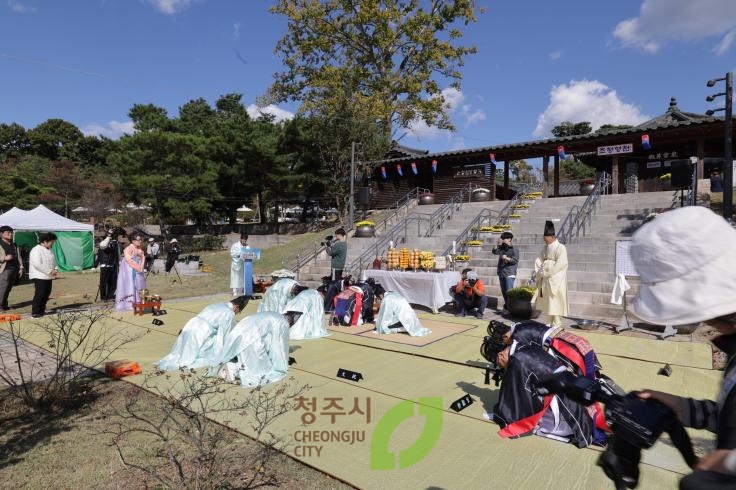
2 0 736 156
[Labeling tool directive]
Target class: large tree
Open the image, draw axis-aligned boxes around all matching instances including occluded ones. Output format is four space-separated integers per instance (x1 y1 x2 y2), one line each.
551 121 595 180
27 118 83 161
268 0 481 221
108 131 221 228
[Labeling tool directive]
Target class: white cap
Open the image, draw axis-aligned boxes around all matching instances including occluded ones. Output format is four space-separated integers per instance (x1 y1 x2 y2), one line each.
630 206 736 325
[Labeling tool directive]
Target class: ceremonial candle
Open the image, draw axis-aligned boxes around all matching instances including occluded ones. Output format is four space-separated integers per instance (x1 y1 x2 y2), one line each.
452 241 456 254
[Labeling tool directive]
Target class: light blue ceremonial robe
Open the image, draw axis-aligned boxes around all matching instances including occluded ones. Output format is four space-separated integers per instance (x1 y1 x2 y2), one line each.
283 289 329 340
155 303 235 371
257 278 297 313
213 312 290 387
374 292 431 337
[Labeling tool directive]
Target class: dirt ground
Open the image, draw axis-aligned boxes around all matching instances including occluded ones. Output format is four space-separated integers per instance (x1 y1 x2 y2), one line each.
0 376 354 490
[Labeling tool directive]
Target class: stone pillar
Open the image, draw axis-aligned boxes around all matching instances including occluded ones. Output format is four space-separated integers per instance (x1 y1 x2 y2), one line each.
611 156 619 194
542 155 549 198
697 137 705 179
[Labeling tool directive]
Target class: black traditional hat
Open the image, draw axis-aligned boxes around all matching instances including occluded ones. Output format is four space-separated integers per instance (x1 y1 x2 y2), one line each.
231 295 250 311
543 220 556 237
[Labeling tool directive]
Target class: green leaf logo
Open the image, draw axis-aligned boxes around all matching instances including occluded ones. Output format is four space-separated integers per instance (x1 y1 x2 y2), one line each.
370 397 443 470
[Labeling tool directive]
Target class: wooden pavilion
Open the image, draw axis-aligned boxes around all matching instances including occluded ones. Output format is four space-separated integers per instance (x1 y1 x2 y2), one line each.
370 98 735 207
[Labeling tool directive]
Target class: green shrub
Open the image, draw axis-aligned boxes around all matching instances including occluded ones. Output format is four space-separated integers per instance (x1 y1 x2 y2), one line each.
506 286 536 301
190 235 225 251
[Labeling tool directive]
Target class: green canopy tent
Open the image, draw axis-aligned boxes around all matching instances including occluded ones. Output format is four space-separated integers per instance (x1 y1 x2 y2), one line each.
0 205 95 271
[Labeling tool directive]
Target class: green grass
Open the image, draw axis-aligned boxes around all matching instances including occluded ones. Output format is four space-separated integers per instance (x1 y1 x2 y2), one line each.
7 230 335 315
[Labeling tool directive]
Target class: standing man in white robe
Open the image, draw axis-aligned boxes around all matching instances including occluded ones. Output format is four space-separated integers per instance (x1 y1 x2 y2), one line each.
229 233 249 297
155 295 249 371
533 220 569 328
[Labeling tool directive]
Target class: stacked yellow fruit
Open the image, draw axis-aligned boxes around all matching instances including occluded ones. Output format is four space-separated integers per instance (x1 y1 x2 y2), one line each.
419 250 435 270
386 247 400 269
399 247 410 269
410 249 420 270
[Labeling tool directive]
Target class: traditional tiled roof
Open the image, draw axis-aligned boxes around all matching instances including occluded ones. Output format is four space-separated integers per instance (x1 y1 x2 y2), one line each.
377 97 723 165
387 141 429 158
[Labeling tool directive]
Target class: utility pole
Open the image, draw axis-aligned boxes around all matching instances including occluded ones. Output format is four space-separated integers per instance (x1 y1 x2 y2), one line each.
707 72 733 221
725 72 733 222
349 141 355 228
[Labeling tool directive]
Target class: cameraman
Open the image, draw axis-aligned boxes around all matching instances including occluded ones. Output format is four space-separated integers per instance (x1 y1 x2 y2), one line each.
630 207 736 489
453 269 487 319
165 238 181 274
97 228 124 301
492 231 518 314
325 228 347 281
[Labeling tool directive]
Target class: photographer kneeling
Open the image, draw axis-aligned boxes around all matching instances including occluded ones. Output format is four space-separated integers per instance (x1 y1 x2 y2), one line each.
453 269 487 319
631 207 736 489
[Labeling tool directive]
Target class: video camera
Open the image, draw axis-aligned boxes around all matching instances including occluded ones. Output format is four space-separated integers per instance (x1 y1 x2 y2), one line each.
321 235 334 247
480 320 511 386
536 371 696 489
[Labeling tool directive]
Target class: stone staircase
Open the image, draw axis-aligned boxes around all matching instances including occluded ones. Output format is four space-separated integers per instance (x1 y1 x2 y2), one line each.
295 199 509 285
471 191 677 320
296 190 678 322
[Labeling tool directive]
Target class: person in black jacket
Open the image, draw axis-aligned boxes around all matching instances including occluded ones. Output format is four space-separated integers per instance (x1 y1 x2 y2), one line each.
97 228 124 301
165 238 181 274
629 207 736 489
491 231 519 314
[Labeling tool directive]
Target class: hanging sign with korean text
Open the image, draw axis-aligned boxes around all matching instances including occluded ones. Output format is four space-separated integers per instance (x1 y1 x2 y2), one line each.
597 143 634 156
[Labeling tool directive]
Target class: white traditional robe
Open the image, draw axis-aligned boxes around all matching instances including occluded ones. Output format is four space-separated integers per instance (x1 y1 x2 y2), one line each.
230 241 245 291
283 289 329 340
533 240 569 317
257 278 297 313
213 312 290 387
374 292 431 337
155 302 235 371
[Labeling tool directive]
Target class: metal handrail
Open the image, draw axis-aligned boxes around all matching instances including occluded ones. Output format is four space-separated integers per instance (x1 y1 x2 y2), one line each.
284 187 425 274
343 182 482 278
556 175 605 245
440 183 539 257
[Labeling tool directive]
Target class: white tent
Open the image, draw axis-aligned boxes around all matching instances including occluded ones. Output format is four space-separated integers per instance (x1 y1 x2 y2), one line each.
0 205 94 271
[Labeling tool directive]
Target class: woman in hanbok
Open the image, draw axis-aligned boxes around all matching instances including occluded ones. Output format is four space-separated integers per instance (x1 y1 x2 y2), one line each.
374 291 431 337
115 234 146 311
283 288 328 340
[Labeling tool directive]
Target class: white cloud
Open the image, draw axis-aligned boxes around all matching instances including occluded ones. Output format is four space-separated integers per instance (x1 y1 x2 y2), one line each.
7 0 35 13
246 104 294 122
148 0 198 15
81 120 136 139
533 79 649 138
233 23 240 39
549 51 562 61
613 0 736 53
714 29 736 55
405 87 486 141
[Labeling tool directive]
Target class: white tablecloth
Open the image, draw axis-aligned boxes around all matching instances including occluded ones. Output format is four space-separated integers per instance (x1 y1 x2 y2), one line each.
362 270 461 313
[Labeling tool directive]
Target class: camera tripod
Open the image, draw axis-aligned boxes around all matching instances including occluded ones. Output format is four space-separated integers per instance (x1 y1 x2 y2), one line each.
162 256 183 284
